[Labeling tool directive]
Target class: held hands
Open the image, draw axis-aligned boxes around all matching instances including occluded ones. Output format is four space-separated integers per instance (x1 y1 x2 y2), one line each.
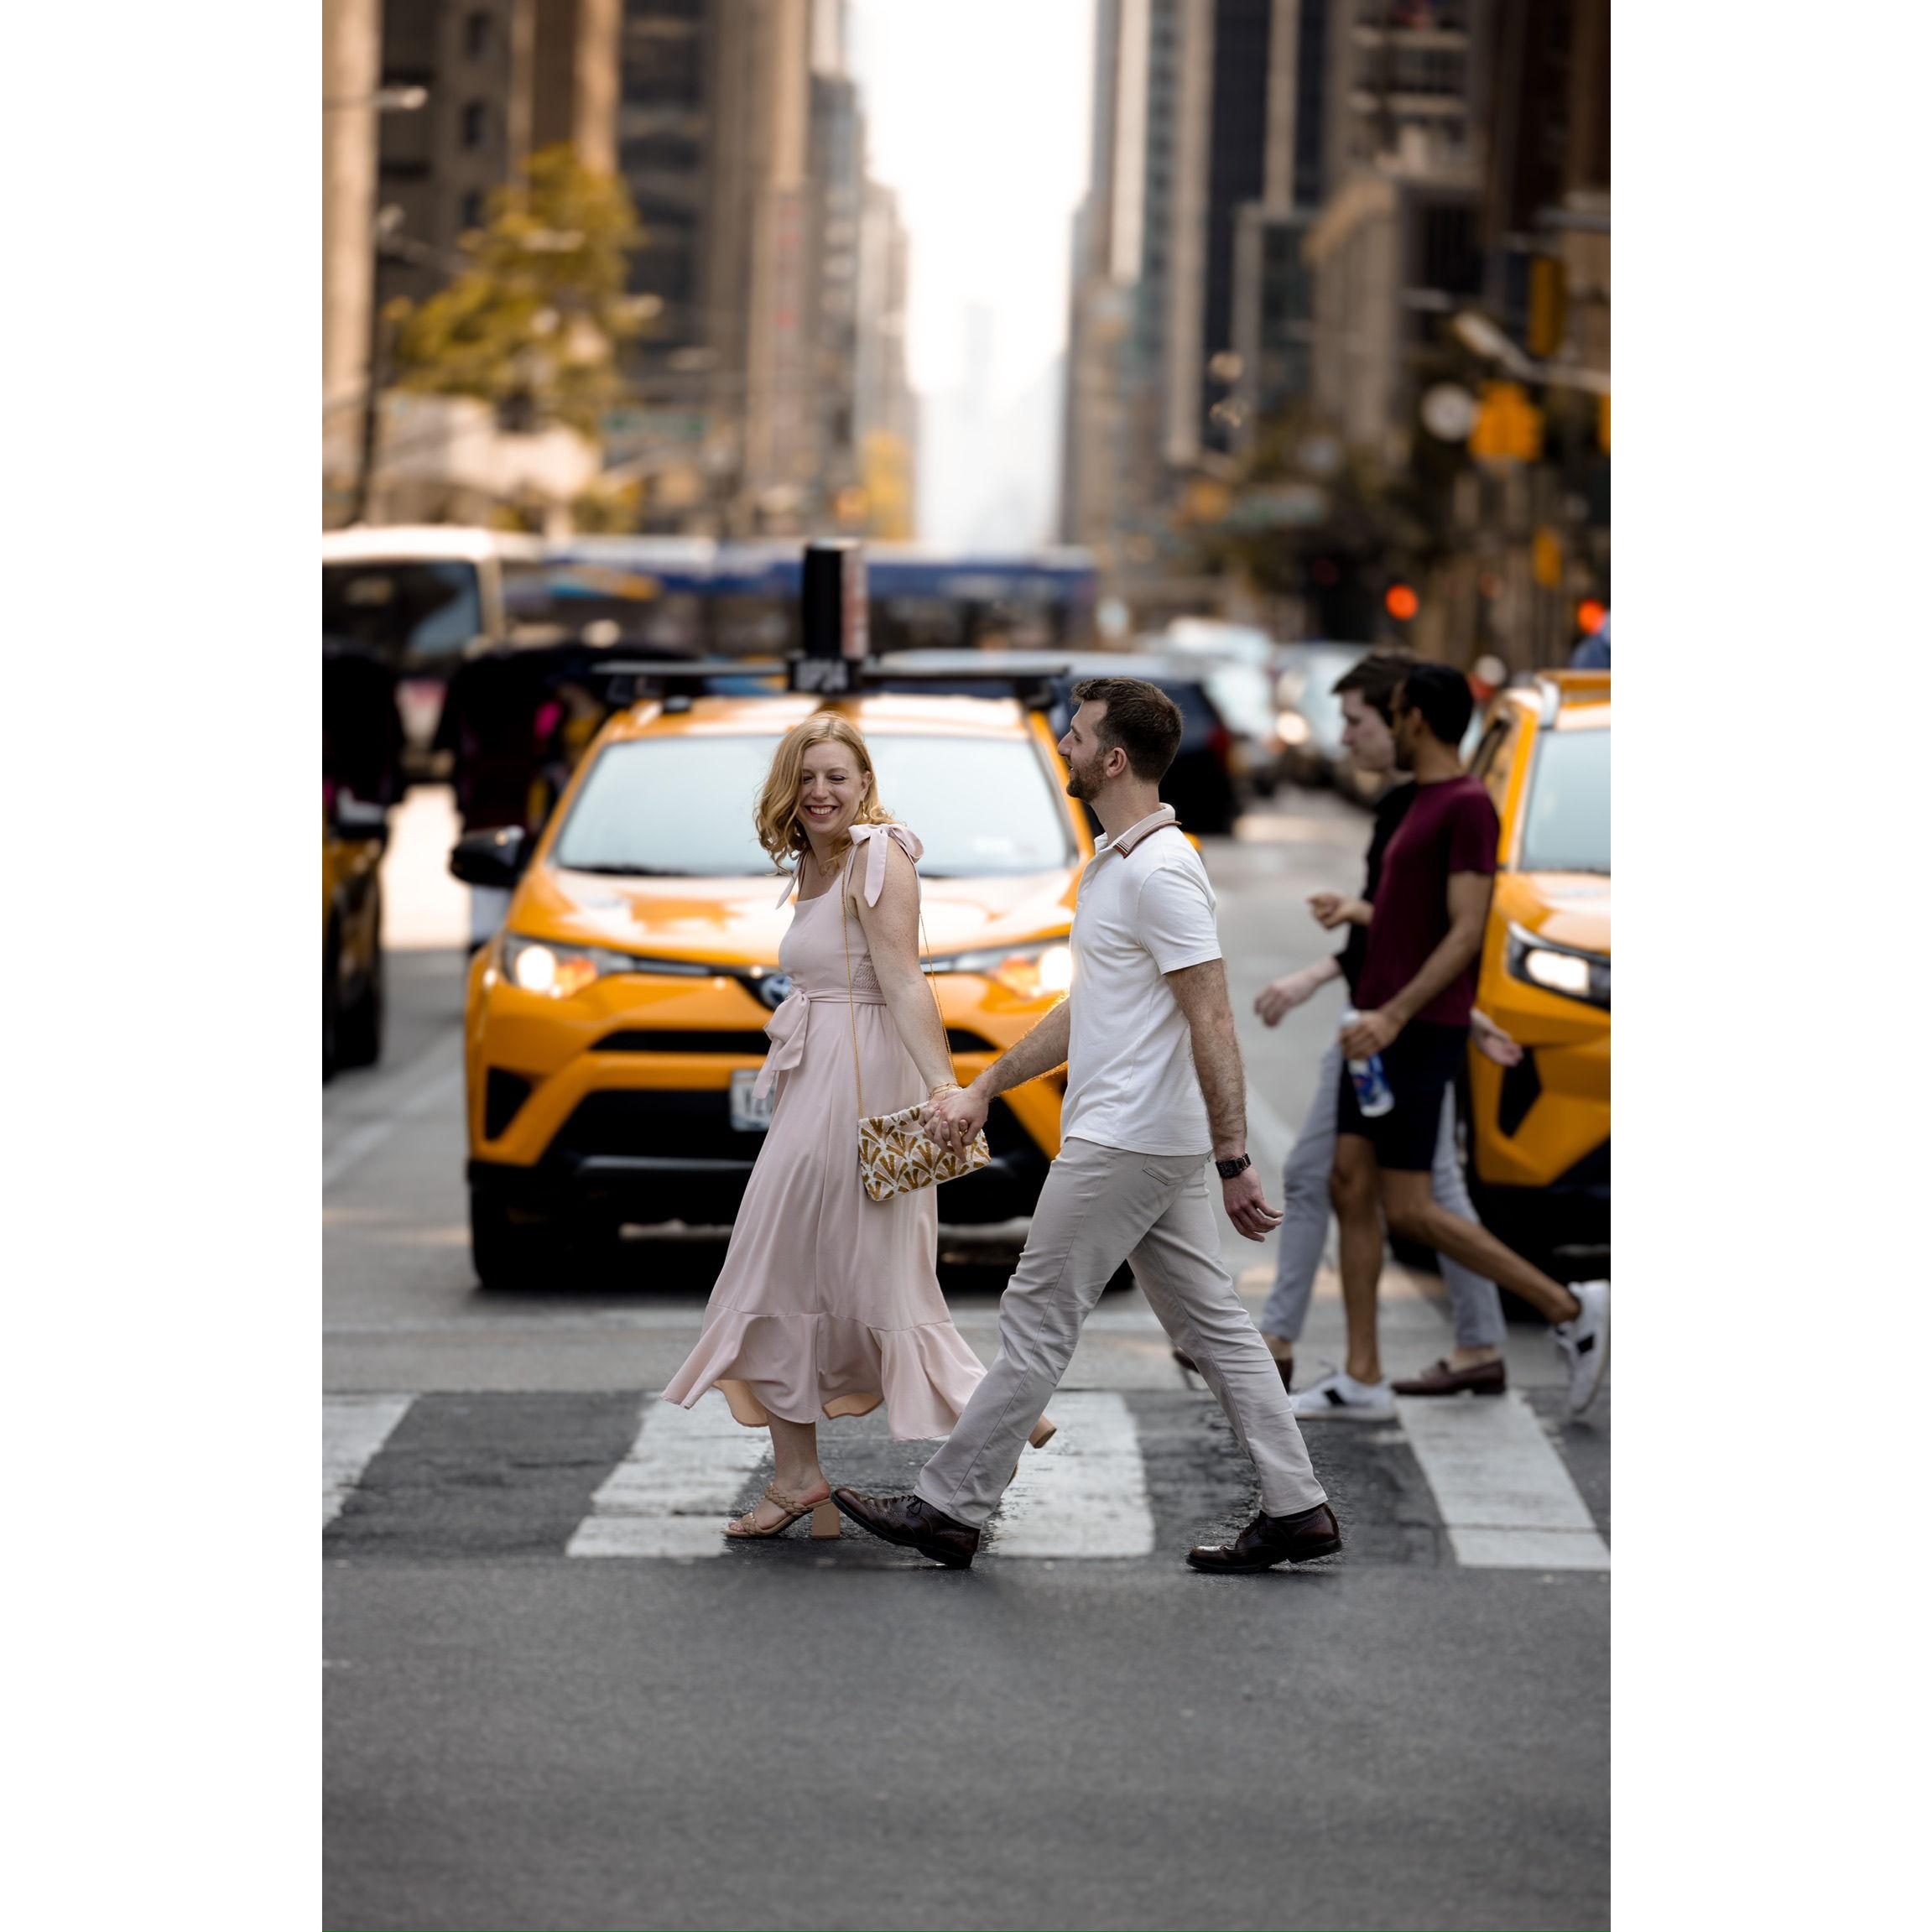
1341 1006 1401 1058
1255 966 1325 1028
1221 1165 1284 1243
921 1080 989 1153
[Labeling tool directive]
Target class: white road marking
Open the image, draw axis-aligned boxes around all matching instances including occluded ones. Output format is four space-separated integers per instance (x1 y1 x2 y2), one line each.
322 1394 414 1525
1396 1392 1609 1570
987 1390 1156 1559
567 1390 771 1558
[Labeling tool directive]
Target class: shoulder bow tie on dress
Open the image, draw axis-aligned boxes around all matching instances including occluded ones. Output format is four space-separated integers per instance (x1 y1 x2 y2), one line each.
754 824 925 1100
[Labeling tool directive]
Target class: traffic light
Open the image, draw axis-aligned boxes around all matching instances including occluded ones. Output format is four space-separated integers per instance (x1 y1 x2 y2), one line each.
1528 258 1567 359
1576 598 1607 636
1468 382 1544 463
1385 583 1419 623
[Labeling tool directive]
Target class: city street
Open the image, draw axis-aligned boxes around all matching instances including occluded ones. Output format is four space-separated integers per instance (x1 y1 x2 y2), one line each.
324 785 1610 1932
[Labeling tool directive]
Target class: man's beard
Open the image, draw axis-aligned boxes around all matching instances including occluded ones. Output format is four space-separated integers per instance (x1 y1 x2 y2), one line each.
1065 759 1098 800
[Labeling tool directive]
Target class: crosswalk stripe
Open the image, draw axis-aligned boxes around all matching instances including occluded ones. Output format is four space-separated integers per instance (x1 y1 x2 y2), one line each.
1395 1392 1610 1570
323 1394 414 1525
987 1391 1155 1559
567 1391 769 1558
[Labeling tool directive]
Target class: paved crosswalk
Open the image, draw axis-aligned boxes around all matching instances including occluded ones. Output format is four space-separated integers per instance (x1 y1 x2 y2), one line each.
323 1385 1608 1568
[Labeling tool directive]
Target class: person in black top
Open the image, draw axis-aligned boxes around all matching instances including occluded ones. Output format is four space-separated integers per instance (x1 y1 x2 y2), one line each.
1187 652 1513 1395
1288 664 1608 1420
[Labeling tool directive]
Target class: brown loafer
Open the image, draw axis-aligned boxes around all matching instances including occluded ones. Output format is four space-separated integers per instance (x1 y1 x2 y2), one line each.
831 1489 980 1568
1173 1348 1294 1393
1390 1357 1508 1398
1186 1500 1341 1573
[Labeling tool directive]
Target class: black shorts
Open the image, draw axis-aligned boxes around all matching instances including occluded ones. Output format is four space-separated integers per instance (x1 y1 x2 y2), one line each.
1335 1020 1470 1172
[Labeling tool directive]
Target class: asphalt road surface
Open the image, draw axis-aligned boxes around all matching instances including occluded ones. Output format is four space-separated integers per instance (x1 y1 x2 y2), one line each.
324 784 1610 1932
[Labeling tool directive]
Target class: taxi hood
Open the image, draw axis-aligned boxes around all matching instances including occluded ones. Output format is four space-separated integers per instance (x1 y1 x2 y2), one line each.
1508 872 1612 956
513 864 1081 965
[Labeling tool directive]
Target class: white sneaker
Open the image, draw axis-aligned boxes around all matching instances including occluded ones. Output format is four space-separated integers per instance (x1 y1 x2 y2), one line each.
1552 1279 1610 1418
1288 1367 1396 1421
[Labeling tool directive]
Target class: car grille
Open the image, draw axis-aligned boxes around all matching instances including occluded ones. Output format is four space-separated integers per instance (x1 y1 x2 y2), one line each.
543 1091 1040 1169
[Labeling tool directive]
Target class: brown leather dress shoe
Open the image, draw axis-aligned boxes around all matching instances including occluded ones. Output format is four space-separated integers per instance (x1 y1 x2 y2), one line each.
1391 1357 1508 1398
831 1489 981 1568
1185 1501 1341 1573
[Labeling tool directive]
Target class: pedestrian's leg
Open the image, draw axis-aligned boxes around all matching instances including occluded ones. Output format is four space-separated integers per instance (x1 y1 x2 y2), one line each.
1130 1159 1327 1517
729 1417 832 1534
914 1141 1169 1528
1383 1170 1581 1325
1428 1082 1507 1362
1331 1134 1387 1384
1256 1041 1343 1362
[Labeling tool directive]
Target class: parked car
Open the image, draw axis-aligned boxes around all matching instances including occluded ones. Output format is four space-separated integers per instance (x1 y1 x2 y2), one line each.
1461 670 1611 1278
450 688 1096 1288
871 650 1243 836
1153 623 1294 797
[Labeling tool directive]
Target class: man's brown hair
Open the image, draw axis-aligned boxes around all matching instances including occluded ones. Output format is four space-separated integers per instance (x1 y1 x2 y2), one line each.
1070 676 1185 782
1331 648 1416 726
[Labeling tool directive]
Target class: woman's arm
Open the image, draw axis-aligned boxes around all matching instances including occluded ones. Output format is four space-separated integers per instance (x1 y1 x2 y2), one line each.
849 840 956 1096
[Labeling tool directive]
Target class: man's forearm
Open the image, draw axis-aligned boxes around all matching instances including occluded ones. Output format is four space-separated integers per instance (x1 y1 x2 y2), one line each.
1388 919 1484 1026
972 998 1072 1099
1188 1010 1248 1159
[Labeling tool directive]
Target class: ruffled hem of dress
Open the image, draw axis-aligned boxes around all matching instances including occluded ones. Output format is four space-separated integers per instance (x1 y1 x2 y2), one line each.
659 1309 986 1441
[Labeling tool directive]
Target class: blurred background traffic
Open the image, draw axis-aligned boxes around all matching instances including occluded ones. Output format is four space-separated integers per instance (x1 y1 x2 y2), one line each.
322 0 1610 1285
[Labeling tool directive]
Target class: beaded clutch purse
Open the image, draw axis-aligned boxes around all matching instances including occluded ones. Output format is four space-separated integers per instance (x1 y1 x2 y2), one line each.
838 849 991 1202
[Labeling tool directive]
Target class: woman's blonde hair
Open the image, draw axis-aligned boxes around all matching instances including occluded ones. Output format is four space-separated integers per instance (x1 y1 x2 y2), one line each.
754 711 893 867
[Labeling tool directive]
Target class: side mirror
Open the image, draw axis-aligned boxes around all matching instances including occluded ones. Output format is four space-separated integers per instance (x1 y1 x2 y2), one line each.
450 825 529 890
330 794 390 850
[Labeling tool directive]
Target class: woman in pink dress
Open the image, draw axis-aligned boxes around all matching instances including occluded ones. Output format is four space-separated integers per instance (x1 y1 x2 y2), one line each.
660 714 1052 1539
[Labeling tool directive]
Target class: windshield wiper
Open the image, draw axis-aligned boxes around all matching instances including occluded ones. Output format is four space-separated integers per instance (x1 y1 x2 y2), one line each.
561 863 687 877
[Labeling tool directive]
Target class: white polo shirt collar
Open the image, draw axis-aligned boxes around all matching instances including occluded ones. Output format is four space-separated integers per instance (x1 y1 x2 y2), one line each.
1091 804 1178 861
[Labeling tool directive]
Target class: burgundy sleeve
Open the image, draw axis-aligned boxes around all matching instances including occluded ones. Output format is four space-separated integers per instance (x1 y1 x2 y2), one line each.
1445 789 1501 876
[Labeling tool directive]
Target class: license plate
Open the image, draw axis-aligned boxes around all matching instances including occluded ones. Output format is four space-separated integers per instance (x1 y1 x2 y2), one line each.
729 1070 774 1133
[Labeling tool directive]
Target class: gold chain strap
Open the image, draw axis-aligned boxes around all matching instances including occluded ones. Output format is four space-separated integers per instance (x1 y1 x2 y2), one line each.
838 835 957 1121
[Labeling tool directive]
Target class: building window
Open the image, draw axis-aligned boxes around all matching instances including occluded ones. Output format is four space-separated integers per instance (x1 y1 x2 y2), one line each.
460 190 486 234
461 101 488 150
465 11 491 60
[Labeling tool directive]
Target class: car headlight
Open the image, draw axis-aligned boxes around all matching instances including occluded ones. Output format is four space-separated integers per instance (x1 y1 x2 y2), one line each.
1505 924 1609 1009
498 932 711 998
924 940 1074 1001
1275 710 1312 747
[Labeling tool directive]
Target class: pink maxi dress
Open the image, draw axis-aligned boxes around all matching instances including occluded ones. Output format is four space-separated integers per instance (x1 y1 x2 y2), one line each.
659 824 988 1438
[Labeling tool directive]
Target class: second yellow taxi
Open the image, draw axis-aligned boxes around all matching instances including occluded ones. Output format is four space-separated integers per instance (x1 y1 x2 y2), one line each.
1465 670 1611 1275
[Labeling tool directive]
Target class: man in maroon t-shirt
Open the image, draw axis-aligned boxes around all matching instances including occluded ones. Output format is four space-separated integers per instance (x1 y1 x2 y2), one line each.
1289 664 1611 1422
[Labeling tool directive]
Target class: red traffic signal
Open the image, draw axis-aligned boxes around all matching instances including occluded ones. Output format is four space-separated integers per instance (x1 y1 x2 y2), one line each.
1385 584 1419 622
1576 597 1607 635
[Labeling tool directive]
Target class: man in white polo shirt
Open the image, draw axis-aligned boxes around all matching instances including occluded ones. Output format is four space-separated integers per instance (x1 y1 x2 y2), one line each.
834 678 1338 1572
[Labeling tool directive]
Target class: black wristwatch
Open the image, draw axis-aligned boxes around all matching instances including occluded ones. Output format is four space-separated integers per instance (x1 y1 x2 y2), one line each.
1215 1153 1252 1180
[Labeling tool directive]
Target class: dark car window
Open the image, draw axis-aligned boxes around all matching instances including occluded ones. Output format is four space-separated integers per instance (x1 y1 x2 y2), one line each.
1518 726 1609 875
549 733 1079 878
323 562 483 669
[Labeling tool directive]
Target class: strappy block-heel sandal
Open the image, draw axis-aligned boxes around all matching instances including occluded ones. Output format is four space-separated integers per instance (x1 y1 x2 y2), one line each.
724 1482 842 1540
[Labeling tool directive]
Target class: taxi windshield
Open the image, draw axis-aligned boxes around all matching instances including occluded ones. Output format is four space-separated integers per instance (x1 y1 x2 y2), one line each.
550 732 1079 877
1518 726 1610 874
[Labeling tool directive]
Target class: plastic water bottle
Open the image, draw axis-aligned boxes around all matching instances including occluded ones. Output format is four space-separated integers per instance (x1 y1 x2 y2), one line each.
1339 1007 1394 1117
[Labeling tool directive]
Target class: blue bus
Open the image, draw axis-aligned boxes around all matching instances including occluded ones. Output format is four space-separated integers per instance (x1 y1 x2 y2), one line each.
502 539 1098 658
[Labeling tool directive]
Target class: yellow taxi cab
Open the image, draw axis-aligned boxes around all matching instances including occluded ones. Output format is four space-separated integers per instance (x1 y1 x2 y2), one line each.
323 793 389 1081
1463 671 1610 1273
450 688 1094 1287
